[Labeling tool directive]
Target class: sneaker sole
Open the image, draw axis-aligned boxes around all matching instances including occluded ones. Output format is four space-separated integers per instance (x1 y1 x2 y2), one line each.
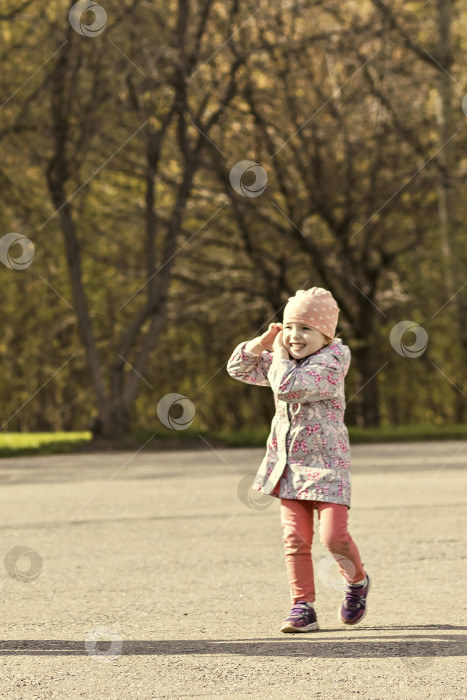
337 575 371 626
281 621 319 633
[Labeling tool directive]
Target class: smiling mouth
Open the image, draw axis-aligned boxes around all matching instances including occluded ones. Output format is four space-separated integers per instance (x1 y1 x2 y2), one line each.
290 343 305 350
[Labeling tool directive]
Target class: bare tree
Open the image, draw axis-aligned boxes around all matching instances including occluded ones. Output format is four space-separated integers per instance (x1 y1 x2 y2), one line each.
201 1 439 426
43 0 243 437
371 0 467 420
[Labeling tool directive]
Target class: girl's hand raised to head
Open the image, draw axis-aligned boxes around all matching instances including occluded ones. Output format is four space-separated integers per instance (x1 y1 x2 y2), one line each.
258 323 283 352
272 329 290 359
272 331 290 360
272 329 285 352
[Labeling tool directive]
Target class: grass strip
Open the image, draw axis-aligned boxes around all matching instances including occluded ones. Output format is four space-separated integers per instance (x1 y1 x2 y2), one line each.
0 424 466 457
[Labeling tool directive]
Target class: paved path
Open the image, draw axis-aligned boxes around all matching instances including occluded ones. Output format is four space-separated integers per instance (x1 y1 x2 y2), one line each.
0 441 465 699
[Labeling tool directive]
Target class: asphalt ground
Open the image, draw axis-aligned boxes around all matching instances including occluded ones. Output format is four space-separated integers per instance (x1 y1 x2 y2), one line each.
0 441 465 699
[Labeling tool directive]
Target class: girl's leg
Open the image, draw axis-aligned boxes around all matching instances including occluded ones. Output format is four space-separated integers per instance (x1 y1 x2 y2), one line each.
316 503 366 584
280 498 316 604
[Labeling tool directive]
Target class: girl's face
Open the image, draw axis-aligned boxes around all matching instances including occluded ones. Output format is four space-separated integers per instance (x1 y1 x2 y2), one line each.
283 322 327 359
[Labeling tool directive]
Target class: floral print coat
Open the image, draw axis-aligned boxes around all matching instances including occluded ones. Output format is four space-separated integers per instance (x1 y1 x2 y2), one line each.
226 339 352 507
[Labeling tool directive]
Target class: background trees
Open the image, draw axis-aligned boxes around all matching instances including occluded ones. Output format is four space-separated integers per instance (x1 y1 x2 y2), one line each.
0 0 465 438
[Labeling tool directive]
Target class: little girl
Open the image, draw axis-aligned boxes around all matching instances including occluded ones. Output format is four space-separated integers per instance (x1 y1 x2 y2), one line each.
226 287 370 633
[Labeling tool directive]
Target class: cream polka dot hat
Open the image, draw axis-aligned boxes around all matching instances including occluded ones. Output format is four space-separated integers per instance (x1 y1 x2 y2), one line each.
283 287 340 339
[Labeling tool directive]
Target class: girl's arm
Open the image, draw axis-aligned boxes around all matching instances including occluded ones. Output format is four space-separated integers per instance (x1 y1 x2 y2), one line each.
226 342 273 386
268 337 351 402
226 323 282 387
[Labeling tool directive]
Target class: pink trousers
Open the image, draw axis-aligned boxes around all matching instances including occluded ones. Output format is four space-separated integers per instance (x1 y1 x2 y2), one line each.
280 498 366 604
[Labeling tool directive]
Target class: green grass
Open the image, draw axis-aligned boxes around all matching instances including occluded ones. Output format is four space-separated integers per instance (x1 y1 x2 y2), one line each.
0 432 92 457
347 424 467 443
0 423 465 457
210 424 467 446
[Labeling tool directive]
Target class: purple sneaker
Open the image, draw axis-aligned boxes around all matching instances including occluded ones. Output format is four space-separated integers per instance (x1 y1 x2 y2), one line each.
281 601 319 633
338 573 371 625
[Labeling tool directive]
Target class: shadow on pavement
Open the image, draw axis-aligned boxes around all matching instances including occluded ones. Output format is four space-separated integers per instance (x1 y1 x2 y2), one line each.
0 627 465 657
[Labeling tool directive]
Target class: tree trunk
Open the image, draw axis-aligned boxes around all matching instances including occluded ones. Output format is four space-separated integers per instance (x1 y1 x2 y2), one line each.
435 0 466 419
349 342 382 428
436 0 456 297
46 173 109 422
90 401 130 439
